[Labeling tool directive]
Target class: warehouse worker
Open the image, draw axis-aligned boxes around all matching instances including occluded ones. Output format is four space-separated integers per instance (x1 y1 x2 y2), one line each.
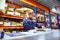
23 12 38 31
36 16 42 29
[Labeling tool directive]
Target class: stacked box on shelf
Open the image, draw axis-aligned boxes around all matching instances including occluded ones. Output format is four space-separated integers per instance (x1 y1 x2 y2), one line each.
7 8 15 15
11 21 17 26
20 12 26 17
4 19 11 26
14 12 20 16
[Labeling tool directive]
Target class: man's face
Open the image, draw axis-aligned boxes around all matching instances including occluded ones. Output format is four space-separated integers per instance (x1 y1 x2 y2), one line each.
32 17 36 22
29 13 34 20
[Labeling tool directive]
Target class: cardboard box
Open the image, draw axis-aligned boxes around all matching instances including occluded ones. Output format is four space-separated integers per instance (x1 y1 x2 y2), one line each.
7 11 14 15
4 19 11 26
20 13 26 17
15 12 20 16
11 21 17 26
0 21 3 26
4 22 11 26
8 8 14 11
16 22 20 26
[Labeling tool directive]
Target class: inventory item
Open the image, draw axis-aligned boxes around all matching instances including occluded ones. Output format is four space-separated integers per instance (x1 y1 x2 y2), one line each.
20 13 26 17
4 22 11 26
20 22 23 26
15 12 20 16
7 11 14 15
8 8 14 11
16 22 21 26
0 21 3 26
4 20 11 26
11 21 17 26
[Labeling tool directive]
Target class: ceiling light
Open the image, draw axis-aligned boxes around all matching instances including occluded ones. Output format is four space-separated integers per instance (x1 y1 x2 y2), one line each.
51 7 58 13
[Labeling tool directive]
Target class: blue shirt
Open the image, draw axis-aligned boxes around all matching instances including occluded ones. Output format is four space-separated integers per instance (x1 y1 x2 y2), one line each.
23 18 36 31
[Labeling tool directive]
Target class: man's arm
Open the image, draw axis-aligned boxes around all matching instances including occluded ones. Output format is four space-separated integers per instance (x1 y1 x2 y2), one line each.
33 21 39 30
23 18 33 30
35 27 39 30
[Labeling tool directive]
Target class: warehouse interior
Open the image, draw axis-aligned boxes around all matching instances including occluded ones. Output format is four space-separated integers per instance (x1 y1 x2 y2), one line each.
0 0 60 40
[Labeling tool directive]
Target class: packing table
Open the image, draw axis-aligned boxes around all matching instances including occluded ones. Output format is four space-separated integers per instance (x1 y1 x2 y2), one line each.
1 30 60 40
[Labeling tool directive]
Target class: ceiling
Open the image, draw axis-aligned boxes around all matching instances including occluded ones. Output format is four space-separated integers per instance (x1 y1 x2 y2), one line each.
34 0 60 9
6 0 60 14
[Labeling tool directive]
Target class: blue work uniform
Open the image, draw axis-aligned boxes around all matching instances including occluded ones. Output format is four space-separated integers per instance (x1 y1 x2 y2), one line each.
23 18 36 31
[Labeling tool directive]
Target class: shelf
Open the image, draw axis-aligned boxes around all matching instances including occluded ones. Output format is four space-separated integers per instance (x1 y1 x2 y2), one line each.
0 26 24 29
0 13 24 19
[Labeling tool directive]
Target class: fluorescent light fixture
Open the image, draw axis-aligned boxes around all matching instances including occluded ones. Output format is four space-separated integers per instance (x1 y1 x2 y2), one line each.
51 7 58 13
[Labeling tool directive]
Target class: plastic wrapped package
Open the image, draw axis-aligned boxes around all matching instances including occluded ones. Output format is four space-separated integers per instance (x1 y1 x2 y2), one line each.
7 11 14 15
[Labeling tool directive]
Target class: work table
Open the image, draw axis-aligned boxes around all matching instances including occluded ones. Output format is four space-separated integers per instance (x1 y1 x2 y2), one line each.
1 29 60 40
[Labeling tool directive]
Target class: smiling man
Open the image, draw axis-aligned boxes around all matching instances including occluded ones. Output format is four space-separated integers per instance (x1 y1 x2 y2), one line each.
23 12 38 31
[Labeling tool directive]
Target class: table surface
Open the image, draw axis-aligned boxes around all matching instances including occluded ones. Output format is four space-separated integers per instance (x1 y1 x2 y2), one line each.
1 30 60 40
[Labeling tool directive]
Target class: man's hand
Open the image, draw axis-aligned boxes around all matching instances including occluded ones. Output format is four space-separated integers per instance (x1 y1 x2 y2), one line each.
35 27 39 30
